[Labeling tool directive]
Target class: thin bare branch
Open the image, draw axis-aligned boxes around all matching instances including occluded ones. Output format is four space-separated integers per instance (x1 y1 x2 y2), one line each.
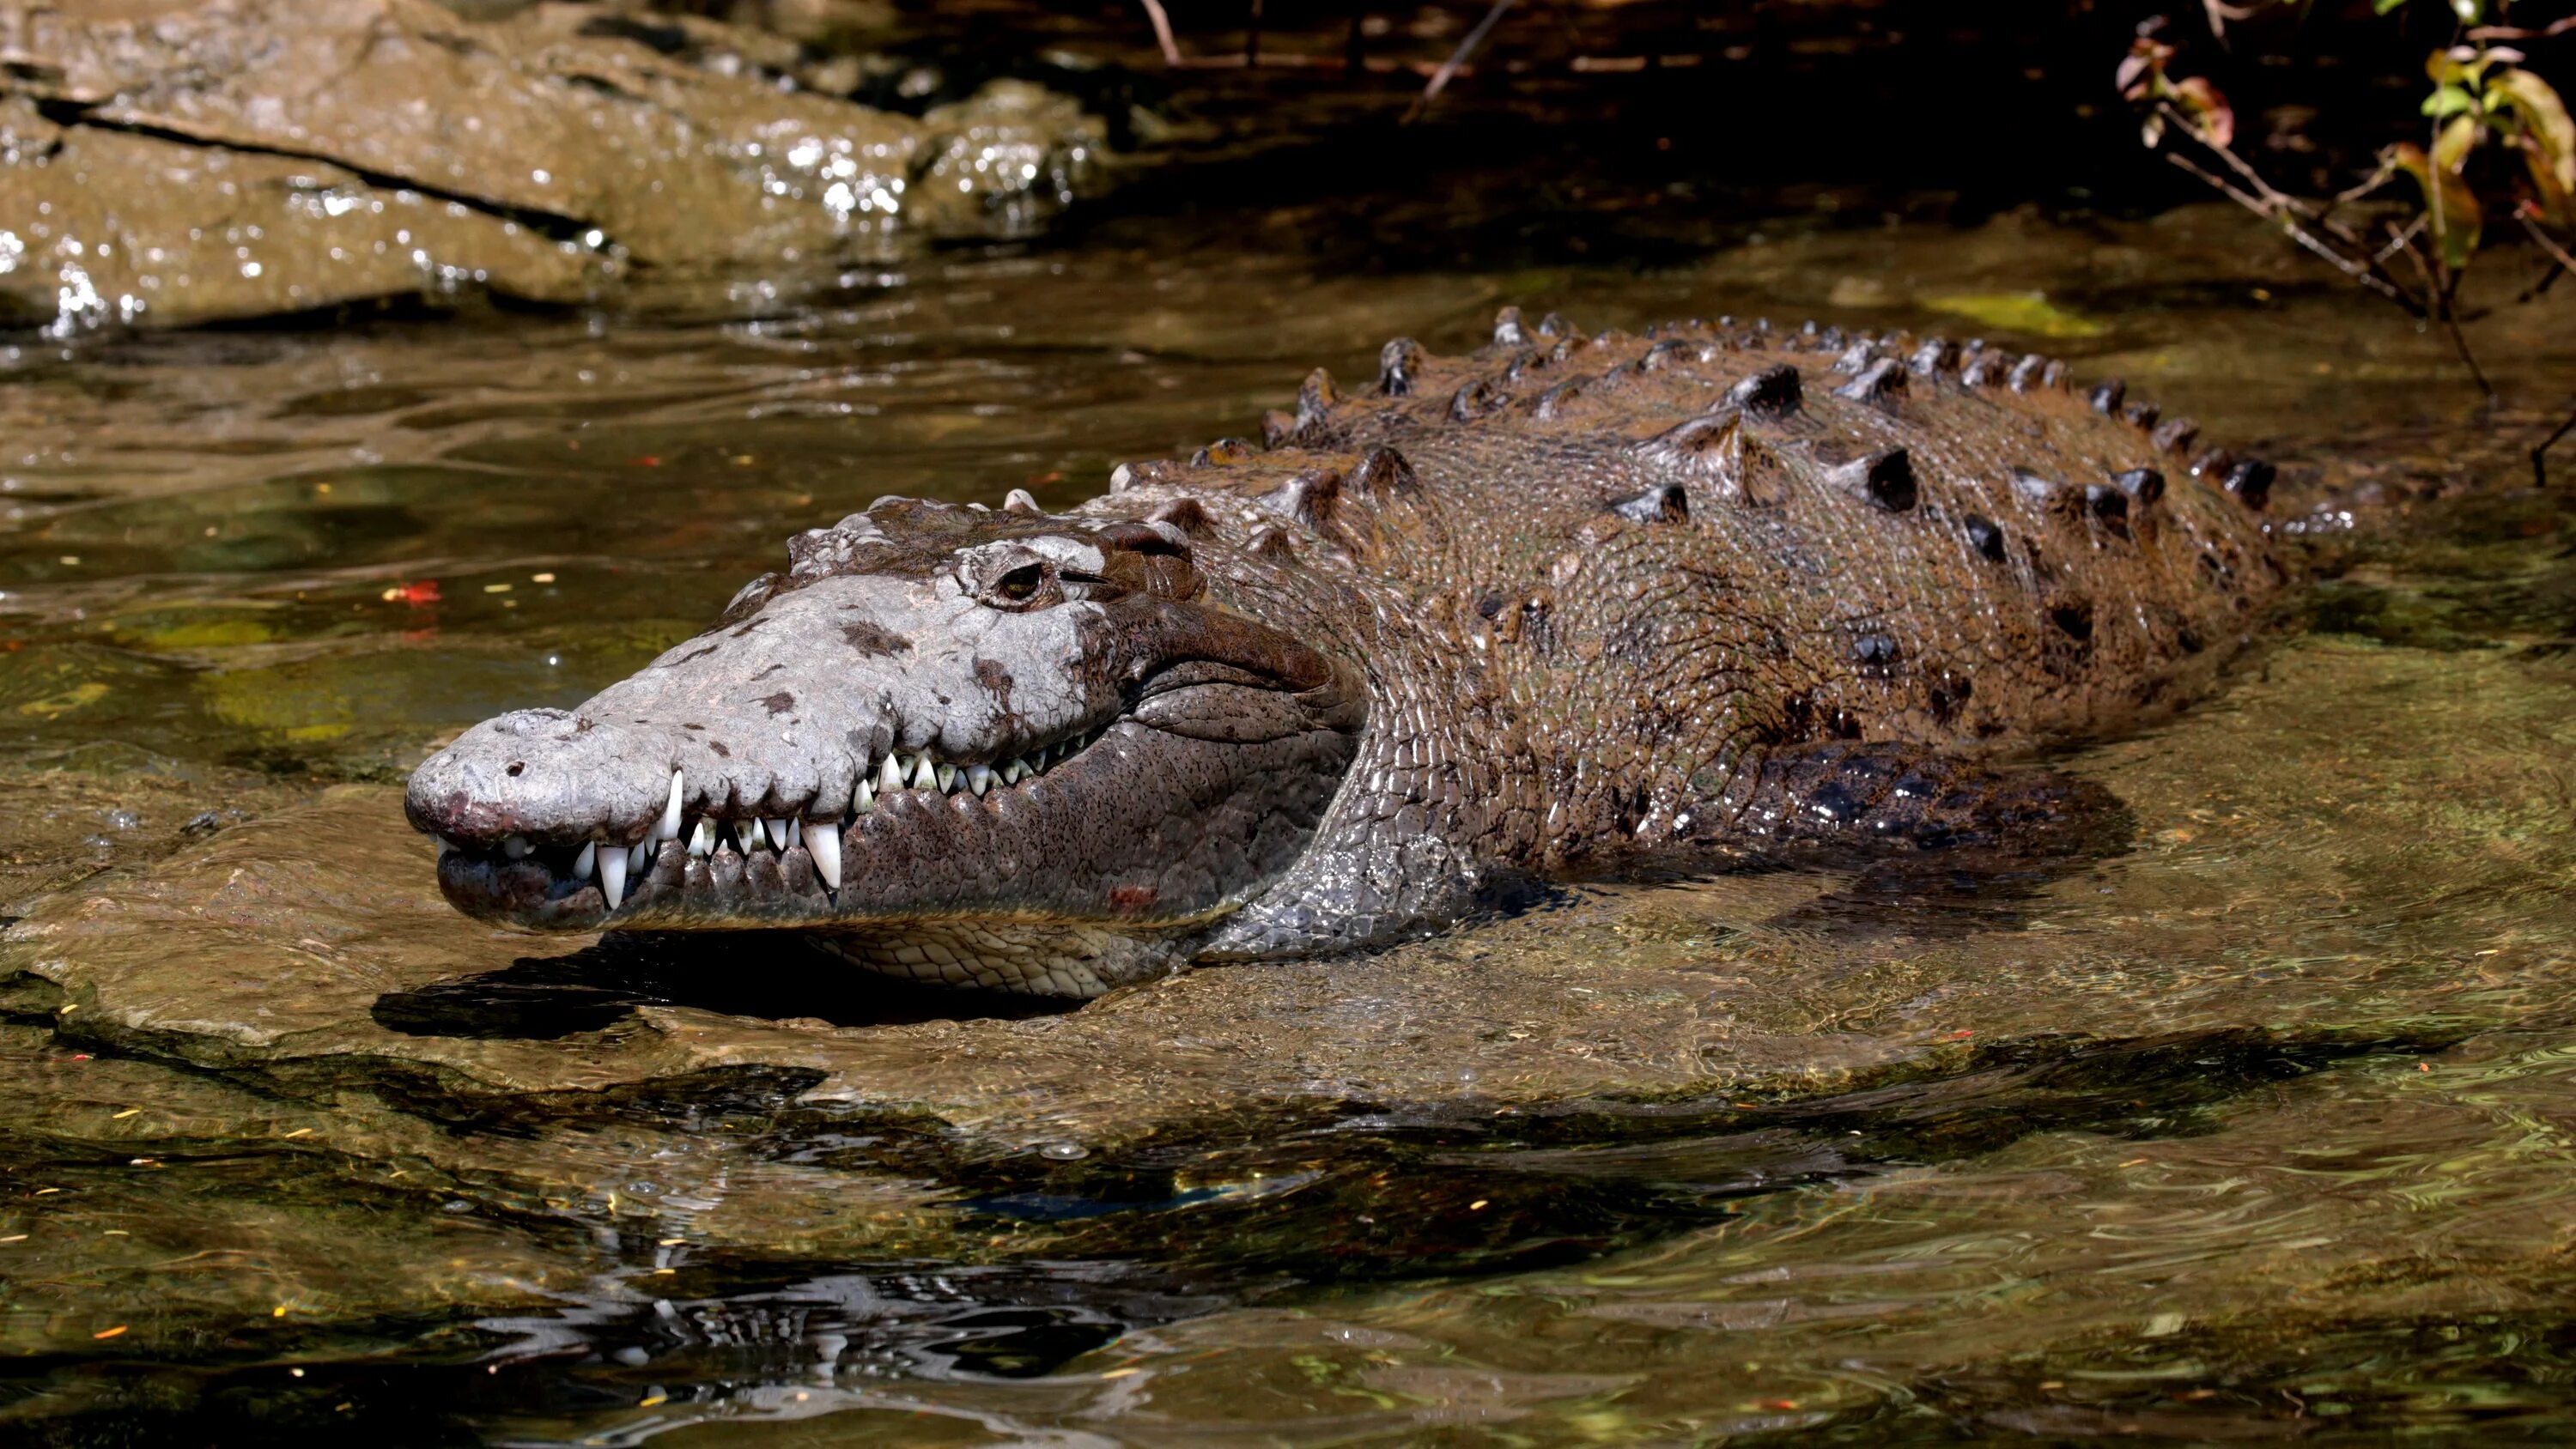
2162 150 2417 308
1137 0 1183 66
2536 399 2576 487
2523 213 2576 277
2468 15 2576 41
2372 212 2427 264
1405 0 1518 124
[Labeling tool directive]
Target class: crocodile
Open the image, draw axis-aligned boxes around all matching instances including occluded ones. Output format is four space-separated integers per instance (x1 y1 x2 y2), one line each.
405 310 2285 997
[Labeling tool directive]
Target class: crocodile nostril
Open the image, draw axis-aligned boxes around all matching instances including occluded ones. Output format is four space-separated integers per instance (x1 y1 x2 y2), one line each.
507 761 525 776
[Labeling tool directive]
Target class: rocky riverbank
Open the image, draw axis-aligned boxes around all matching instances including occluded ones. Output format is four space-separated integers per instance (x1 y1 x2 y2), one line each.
0 0 1108 331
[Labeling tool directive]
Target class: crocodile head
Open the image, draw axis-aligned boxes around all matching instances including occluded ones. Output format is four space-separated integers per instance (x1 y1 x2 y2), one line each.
404 497 1366 997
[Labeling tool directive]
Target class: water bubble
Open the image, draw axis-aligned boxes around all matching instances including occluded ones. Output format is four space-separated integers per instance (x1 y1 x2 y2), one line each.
1036 1141 1087 1161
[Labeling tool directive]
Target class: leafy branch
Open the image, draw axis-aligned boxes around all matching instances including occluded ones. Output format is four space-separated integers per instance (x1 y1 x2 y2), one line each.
2123 1 2576 479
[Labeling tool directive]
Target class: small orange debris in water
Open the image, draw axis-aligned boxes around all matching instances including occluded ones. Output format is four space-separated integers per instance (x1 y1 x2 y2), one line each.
94 1325 129 1340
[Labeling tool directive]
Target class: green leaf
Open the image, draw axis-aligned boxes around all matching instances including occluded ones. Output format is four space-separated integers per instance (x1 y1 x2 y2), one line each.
2424 85 2476 118
2450 0 2482 21
2375 0 2409 13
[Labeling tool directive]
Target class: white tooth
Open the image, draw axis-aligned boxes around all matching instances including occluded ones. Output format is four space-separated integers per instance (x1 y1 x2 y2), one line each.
787 817 802 849
910 754 938 790
766 817 790 850
628 840 650 874
737 821 764 853
659 769 684 841
807 820 841 888
689 818 714 857
600 846 629 909
436 834 459 858
573 841 596 879
878 754 906 792
853 777 876 815
936 762 959 794
1002 759 1027 785
501 834 532 859
966 764 993 796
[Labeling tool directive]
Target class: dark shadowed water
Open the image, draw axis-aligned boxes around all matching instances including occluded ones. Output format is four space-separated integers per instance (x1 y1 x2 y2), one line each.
6 178 2576 1446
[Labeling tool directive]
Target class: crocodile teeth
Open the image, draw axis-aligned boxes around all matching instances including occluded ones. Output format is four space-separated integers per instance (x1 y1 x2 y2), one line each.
627 840 650 875
1002 759 1028 785
659 769 684 841
501 834 532 859
764 817 790 850
853 776 876 815
965 764 994 796
572 841 596 879
787 817 802 850
737 821 765 853
878 753 907 793
689 818 715 857
909 754 939 790
807 820 841 888
599 846 628 909
935 762 959 794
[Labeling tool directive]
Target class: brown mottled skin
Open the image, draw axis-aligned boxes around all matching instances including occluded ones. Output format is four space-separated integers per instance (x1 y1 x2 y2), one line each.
409 309 2282 996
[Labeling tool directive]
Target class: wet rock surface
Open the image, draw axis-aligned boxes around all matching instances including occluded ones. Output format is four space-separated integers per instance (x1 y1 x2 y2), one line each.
0 0 1105 330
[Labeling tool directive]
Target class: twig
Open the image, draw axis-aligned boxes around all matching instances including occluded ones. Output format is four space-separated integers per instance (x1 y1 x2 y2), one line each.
2535 400 2576 487
1404 0 1518 124
1137 0 1183 66
2163 102 2306 213
2468 15 2576 41
2371 212 2427 265
2523 213 2576 278
1246 0 1264 66
2162 150 2416 308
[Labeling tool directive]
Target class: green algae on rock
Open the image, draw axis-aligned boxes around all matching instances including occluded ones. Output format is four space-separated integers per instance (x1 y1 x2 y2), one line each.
0 0 1106 331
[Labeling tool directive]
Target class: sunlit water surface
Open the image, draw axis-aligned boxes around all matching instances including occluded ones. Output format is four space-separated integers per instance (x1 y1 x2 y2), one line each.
4 201 2576 1445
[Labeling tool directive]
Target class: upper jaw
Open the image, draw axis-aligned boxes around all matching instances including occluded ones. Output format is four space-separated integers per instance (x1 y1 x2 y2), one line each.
425 712 1130 929
404 570 1112 851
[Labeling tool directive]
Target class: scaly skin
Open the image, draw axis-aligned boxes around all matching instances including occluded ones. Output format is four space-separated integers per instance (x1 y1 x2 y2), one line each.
407 310 2284 997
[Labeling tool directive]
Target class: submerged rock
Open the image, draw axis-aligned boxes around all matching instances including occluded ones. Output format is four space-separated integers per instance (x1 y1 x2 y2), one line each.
0 0 1106 331
8 626 2546 1163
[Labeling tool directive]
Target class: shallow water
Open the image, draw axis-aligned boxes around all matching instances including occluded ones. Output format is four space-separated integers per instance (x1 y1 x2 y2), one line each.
6 191 2576 1446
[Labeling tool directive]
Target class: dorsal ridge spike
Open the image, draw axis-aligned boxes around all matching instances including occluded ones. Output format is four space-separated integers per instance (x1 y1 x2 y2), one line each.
1260 469 1343 531
1724 362 1803 417
1827 448 1918 512
1377 338 1423 397
1296 367 1340 431
1348 446 1419 497
1147 497 1210 536
1832 358 1908 408
1611 483 1688 524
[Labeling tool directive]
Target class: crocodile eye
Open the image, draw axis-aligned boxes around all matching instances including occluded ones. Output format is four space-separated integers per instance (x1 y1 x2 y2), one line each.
996 563 1047 601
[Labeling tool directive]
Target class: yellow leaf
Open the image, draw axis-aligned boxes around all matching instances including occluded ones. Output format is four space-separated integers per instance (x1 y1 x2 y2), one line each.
16 682 109 718
1920 292 2108 338
2494 67 2576 197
